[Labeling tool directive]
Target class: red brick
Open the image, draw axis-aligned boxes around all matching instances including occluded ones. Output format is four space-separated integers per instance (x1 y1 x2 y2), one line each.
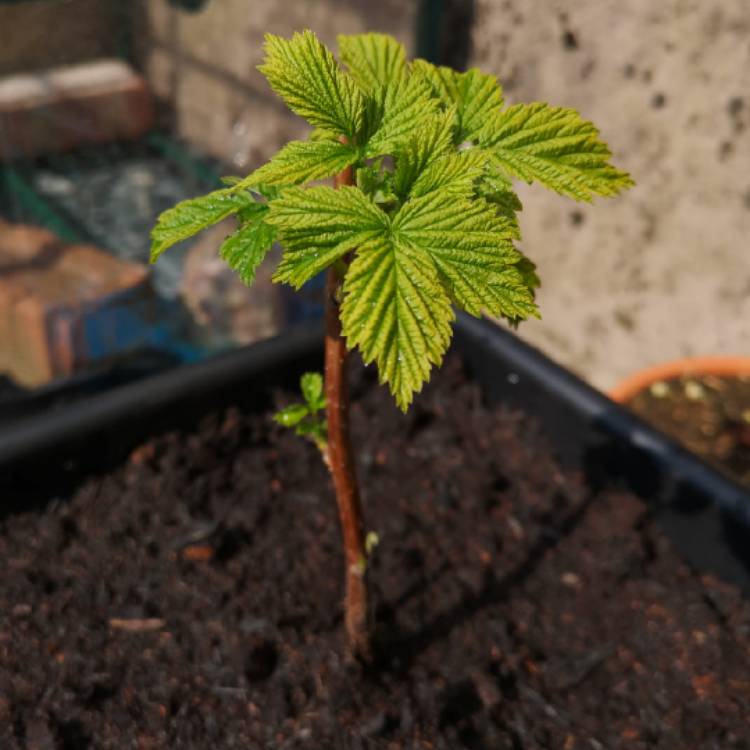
0 59 154 160
0 221 58 264
0 223 151 386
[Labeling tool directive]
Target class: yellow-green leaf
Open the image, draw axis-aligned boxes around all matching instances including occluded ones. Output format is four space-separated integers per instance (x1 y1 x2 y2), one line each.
409 148 489 199
219 205 276 285
392 190 534 320
260 30 363 138
235 140 358 187
267 186 388 288
363 75 438 157
150 189 255 262
338 32 407 92
341 235 454 411
480 102 634 201
411 61 504 142
392 108 456 197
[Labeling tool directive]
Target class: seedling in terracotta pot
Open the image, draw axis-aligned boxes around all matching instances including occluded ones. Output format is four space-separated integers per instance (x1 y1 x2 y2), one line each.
151 30 632 661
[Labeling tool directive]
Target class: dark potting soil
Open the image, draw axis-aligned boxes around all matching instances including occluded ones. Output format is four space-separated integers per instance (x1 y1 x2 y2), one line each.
2 357 750 749
626 374 750 489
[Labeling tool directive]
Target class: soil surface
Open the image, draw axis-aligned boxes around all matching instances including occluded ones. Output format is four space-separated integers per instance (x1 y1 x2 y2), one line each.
2 358 750 749
627 374 750 489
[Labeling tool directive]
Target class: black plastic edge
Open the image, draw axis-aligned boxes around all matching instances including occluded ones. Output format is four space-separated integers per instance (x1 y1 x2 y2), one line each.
0 322 322 504
454 314 750 591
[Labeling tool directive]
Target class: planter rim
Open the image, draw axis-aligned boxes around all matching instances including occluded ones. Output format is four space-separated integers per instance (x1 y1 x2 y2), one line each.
609 356 750 404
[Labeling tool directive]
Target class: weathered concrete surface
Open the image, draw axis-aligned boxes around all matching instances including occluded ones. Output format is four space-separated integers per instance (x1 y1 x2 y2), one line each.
472 0 750 390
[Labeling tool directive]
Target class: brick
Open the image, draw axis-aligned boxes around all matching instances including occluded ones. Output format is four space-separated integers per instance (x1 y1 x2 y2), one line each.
0 223 152 387
0 221 59 380
12 292 56 386
0 221 58 265
0 60 154 160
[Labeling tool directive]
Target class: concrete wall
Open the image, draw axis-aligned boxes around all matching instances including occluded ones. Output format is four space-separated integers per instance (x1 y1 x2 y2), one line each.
139 0 419 171
471 0 750 390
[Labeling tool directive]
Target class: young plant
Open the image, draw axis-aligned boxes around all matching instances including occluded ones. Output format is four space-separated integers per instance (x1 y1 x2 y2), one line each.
151 31 633 660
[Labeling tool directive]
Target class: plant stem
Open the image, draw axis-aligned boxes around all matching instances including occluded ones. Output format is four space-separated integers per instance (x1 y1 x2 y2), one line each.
325 161 371 661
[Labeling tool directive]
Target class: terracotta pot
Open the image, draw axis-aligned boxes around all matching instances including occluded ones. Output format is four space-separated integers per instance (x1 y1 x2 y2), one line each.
609 356 750 404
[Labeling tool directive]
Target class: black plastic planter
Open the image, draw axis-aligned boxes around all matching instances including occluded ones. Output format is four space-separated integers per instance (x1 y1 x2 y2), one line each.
2 314 749 593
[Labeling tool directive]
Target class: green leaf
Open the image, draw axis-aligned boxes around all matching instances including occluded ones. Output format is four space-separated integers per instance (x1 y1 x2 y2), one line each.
475 160 523 207
341 235 454 411
300 372 325 411
274 403 309 427
267 186 388 288
454 68 505 143
235 140 359 188
473 158 523 236
410 59 459 109
392 190 533 319
409 148 489 199
150 189 255 262
222 180 283 201
260 30 363 138
392 108 455 197
363 75 439 157
338 32 407 92
219 204 276 285
479 102 634 201
411 61 503 143
481 266 540 321
294 418 327 444
309 127 339 141
150 31 634 416
516 256 541 291
355 162 399 209
340 184 535 408
394 190 518 258
256 184 283 201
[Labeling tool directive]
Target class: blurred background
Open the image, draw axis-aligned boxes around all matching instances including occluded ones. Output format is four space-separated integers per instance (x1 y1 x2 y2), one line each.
0 0 748 416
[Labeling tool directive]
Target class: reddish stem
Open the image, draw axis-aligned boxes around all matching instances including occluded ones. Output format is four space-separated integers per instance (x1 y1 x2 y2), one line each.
325 161 371 661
